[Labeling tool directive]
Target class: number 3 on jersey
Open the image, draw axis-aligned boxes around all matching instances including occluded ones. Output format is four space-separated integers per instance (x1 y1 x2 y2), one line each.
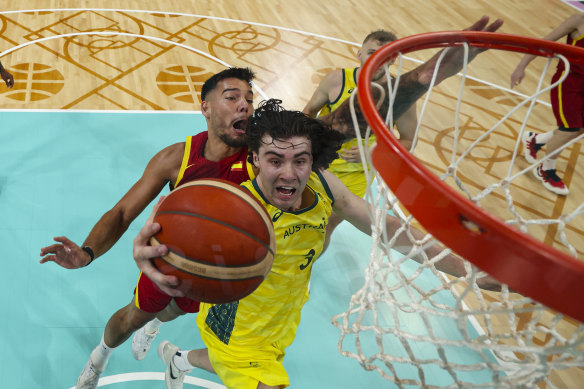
300 249 316 270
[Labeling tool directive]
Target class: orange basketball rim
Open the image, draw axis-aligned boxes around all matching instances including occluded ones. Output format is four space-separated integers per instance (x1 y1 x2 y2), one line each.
358 31 584 323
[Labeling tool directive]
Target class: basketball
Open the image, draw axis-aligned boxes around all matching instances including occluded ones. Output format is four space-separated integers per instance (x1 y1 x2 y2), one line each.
149 179 276 303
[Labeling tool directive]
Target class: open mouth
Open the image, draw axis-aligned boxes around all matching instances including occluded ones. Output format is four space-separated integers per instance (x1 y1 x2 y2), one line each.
233 119 247 133
277 186 296 198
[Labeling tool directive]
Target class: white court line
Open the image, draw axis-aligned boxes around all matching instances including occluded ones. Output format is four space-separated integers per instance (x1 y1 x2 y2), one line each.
0 8 359 46
0 30 270 105
562 0 584 12
1 8 552 384
66 372 226 388
0 7 550 110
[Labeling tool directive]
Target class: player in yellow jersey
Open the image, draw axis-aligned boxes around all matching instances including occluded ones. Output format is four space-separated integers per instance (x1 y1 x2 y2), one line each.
303 29 419 186
132 99 502 389
134 15 505 297
303 30 419 249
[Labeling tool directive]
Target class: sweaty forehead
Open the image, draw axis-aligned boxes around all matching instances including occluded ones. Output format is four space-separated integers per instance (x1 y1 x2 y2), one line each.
260 135 311 152
219 78 253 94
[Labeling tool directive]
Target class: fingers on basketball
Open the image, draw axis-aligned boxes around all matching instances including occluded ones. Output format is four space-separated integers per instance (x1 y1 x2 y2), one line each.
149 179 276 304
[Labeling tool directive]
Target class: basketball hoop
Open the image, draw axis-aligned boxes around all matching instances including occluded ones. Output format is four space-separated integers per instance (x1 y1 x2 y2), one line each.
333 31 584 388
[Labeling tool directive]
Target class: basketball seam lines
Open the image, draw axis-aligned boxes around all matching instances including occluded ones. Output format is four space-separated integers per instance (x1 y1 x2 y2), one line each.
155 210 275 263
155 255 265 281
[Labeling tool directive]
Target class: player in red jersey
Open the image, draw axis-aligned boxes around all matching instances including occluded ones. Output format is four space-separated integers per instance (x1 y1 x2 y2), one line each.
40 67 257 389
511 13 584 196
39 14 503 389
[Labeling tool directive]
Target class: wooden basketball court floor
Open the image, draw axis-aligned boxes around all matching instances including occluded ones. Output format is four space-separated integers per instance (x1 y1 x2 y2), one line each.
1 1 582 388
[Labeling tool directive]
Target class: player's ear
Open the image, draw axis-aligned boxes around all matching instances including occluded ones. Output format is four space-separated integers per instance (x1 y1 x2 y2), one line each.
252 152 259 167
201 100 211 118
356 49 363 62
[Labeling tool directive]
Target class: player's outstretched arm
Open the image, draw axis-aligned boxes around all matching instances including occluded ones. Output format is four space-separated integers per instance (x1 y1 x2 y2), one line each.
39 236 93 269
133 198 183 297
323 169 502 291
39 143 183 269
511 13 583 88
413 16 504 87
394 104 418 151
319 16 504 139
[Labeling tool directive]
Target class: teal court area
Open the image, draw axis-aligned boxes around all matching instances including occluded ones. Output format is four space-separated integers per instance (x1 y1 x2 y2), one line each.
0 110 493 388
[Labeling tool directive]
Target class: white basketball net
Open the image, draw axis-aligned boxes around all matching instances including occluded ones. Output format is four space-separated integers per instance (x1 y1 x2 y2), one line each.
333 43 584 388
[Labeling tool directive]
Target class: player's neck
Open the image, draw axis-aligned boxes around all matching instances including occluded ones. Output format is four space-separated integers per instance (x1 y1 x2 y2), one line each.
203 136 241 162
287 187 315 212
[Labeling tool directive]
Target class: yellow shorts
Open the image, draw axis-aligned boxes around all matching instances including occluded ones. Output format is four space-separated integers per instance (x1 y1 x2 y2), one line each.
197 314 290 389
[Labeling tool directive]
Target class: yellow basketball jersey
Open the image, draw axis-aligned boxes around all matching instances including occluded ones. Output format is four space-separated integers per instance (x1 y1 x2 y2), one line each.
319 68 358 116
197 171 334 351
318 68 376 174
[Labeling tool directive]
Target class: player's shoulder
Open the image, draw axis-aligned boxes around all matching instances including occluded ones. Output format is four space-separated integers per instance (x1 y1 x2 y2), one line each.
162 141 187 154
319 169 345 196
318 68 344 91
324 68 343 81
139 141 186 183
153 141 186 166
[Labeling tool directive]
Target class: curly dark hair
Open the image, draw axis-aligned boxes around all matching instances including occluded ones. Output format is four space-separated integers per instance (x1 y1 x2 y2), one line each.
201 67 255 101
246 99 344 171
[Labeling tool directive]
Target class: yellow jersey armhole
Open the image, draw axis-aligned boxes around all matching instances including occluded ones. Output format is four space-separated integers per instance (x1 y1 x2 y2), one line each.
173 136 192 188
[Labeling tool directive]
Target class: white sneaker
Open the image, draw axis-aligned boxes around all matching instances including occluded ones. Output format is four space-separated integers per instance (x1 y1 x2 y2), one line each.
132 325 159 360
158 340 189 389
76 358 102 389
533 164 569 195
522 131 543 164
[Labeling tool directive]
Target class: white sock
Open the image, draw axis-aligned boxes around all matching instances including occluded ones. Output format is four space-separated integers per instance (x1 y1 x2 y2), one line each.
173 350 195 372
536 131 553 144
542 159 557 171
90 335 115 371
145 317 163 334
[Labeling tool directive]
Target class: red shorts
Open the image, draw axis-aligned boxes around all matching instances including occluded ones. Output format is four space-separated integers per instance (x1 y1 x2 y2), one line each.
551 69 584 129
134 272 200 314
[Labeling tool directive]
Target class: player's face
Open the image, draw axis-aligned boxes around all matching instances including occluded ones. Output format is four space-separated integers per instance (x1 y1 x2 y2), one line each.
253 135 313 212
202 78 254 148
358 39 394 82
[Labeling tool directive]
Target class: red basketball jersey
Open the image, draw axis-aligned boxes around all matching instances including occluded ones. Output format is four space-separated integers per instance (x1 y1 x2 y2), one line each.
172 132 253 190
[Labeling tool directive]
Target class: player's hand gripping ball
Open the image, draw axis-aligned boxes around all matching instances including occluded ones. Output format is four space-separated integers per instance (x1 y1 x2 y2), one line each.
150 179 275 303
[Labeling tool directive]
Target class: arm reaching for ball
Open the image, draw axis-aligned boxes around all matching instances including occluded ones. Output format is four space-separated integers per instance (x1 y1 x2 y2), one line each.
319 16 504 139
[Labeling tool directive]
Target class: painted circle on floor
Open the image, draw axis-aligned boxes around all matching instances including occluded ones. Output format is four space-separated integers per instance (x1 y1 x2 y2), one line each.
67 372 226 388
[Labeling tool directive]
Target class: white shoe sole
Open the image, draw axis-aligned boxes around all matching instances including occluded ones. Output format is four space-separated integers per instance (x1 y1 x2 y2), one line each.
533 167 569 195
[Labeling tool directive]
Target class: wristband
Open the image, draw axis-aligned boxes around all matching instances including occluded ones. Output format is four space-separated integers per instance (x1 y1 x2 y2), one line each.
81 246 95 265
